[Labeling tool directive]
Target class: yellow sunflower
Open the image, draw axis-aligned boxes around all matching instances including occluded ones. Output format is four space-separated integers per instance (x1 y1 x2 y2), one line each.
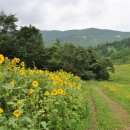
52 89 58 96
32 81 38 87
28 88 34 94
13 110 21 117
57 89 63 94
0 108 4 114
0 54 4 64
44 91 49 96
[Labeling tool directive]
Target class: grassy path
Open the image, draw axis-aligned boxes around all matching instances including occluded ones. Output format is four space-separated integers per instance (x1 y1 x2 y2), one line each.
83 64 130 130
84 82 130 130
92 82 130 130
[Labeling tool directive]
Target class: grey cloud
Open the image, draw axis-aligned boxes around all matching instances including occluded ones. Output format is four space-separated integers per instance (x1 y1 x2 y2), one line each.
0 0 130 31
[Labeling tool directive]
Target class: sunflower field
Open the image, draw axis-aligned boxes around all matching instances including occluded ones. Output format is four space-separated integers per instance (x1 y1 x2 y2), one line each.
0 54 89 130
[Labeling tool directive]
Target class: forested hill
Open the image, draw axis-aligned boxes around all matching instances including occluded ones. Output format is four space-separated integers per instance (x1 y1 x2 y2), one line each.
41 28 130 46
96 38 130 63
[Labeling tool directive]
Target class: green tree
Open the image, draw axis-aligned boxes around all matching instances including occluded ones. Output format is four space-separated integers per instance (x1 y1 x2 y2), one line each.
0 11 17 33
0 12 18 58
16 25 46 68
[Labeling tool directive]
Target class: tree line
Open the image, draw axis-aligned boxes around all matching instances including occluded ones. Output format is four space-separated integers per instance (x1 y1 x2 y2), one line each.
0 12 114 80
95 38 130 64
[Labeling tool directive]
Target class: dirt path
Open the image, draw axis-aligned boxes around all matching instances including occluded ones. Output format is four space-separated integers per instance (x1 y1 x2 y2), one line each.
91 84 130 130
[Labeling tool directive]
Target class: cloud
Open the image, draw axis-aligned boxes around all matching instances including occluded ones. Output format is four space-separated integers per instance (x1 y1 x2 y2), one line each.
0 0 130 31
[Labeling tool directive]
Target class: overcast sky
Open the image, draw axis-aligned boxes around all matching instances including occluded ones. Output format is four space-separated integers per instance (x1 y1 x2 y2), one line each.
1 0 130 31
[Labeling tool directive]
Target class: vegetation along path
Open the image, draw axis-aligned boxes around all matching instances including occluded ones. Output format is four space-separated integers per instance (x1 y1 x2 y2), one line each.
89 82 130 130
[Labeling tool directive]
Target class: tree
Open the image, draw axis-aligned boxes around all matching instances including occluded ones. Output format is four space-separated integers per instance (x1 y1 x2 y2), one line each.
0 12 18 58
60 43 76 72
0 11 17 33
47 43 62 71
16 25 46 68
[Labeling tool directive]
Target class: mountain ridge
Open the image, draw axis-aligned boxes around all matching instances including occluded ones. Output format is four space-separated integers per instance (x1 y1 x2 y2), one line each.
41 28 130 46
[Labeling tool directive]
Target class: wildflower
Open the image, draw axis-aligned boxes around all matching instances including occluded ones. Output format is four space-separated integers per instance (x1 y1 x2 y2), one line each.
13 58 20 64
62 90 66 95
64 81 67 86
17 100 23 107
16 58 20 63
39 70 44 75
29 70 34 75
0 54 4 64
44 91 49 96
32 81 38 87
28 89 34 94
0 108 4 114
20 62 25 67
68 82 73 88
19 69 25 75
52 89 58 96
10 81 15 87
58 80 63 86
13 110 21 117
58 89 63 94
77 84 81 90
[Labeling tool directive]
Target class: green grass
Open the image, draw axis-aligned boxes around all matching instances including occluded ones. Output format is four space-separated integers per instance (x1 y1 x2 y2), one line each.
82 64 130 129
96 64 130 113
82 82 121 130
110 64 130 84
90 88 121 130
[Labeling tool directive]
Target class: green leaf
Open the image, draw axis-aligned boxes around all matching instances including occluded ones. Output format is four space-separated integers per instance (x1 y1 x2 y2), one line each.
21 116 32 123
51 109 58 113
40 121 47 128
24 117 32 123
54 101 60 105
0 116 6 123
9 116 16 125
6 101 16 105
2 84 13 90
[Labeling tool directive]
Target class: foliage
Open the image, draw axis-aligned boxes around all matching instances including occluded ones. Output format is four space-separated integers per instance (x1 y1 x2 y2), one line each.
96 38 130 64
0 12 47 69
16 25 47 68
48 43 114 80
0 54 88 130
0 12 114 80
0 11 17 33
0 12 18 58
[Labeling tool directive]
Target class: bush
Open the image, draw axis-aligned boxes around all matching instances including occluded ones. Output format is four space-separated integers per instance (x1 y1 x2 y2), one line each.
48 44 114 80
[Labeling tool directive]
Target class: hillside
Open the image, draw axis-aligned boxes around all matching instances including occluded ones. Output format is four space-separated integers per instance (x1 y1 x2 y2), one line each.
96 38 130 63
41 28 130 46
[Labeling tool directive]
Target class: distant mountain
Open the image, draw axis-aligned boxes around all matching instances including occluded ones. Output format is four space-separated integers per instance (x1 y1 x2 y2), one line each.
41 28 130 46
